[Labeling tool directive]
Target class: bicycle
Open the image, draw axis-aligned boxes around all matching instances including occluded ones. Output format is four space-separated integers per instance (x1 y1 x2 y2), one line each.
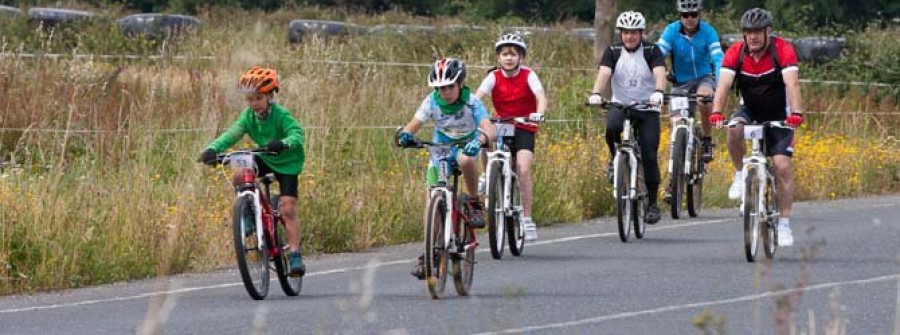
727 120 789 262
665 93 714 219
395 129 480 299
588 100 655 242
205 148 302 300
484 116 543 259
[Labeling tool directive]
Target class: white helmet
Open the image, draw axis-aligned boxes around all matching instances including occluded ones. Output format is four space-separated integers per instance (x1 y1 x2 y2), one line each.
616 11 647 30
494 33 527 54
427 58 466 88
676 0 703 13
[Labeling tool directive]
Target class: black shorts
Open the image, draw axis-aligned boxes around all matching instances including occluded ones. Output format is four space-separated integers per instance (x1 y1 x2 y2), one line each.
731 106 795 157
254 156 299 198
500 128 536 154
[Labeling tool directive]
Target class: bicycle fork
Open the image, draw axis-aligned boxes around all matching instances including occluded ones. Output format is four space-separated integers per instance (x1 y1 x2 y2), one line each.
237 189 265 249
612 149 639 200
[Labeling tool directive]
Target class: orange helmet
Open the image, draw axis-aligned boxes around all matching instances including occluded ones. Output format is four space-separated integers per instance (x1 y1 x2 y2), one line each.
237 66 279 94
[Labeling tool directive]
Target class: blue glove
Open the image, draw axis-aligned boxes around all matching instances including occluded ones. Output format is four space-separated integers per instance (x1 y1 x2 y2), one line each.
398 131 415 147
462 138 482 156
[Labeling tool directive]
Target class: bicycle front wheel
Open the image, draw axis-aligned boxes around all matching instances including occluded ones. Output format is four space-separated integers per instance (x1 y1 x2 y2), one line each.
424 192 449 299
633 168 647 239
233 195 270 300
743 168 760 263
486 162 505 259
507 174 526 256
273 221 302 296
670 128 687 219
615 155 633 243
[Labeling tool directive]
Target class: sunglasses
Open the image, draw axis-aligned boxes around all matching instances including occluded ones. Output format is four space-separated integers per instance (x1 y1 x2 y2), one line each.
680 12 699 19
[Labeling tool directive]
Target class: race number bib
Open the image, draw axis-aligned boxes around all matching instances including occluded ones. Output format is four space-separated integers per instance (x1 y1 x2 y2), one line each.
670 97 689 112
230 153 255 169
428 145 453 164
495 123 516 137
743 125 764 140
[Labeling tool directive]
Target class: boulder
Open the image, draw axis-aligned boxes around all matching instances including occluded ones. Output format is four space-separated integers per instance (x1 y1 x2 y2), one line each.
0 5 23 17
27 8 95 28
792 36 844 65
117 13 201 39
287 19 366 43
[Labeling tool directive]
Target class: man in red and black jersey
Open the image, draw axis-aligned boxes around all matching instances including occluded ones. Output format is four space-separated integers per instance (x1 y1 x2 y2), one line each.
709 8 805 247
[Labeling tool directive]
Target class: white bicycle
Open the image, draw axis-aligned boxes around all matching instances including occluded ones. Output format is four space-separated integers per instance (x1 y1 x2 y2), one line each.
484 116 542 259
729 120 792 262
665 93 713 219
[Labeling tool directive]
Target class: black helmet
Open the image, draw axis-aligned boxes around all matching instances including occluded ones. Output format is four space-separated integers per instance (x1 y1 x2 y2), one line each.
741 8 773 30
676 0 703 13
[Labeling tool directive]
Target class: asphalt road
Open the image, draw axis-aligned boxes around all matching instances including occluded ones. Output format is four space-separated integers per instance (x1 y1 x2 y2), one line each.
1 195 898 335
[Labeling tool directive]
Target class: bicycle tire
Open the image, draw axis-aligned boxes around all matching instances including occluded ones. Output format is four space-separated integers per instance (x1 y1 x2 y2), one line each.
743 168 760 262
273 219 302 296
670 128 687 219
686 135 703 217
453 221 476 296
762 175 778 258
487 162 505 259
615 155 632 243
634 167 647 239
507 175 525 256
424 192 449 299
232 195 270 300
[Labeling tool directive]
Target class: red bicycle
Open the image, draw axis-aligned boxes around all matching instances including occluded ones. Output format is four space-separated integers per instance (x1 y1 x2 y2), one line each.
206 148 302 300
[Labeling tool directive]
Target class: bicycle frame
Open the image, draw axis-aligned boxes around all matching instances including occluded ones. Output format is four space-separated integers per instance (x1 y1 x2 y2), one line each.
737 123 781 221
224 151 280 256
426 144 476 254
485 120 527 219
667 104 696 178
613 115 641 200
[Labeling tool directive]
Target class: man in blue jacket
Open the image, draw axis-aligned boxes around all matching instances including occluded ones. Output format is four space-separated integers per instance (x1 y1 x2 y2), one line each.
656 0 723 163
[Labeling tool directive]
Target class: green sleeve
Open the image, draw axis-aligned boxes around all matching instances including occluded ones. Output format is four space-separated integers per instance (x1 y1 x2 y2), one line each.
279 112 304 149
207 110 248 152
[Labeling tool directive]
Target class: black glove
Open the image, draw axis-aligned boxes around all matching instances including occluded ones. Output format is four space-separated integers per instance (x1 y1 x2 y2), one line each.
266 140 288 153
198 149 217 165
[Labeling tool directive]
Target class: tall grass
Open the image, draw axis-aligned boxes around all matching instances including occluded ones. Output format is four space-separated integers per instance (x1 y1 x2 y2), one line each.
0 7 897 294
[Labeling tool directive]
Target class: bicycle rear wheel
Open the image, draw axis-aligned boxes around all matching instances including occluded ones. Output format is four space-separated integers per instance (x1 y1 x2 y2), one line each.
507 175 525 256
762 177 778 258
273 220 302 296
634 168 647 239
453 222 476 296
686 136 703 217
743 169 760 262
424 192 449 299
670 128 687 219
615 155 633 243
486 162 505 259
233 195 270 300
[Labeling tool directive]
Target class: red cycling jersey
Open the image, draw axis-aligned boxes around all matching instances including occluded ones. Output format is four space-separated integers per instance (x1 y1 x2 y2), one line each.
721 36 798 122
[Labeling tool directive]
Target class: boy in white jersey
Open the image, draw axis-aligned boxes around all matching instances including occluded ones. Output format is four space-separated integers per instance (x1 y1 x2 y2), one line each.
398 58 495 279
475 33 548 241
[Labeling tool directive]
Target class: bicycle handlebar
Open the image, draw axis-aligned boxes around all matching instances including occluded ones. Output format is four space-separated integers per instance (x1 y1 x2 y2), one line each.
664 93 714 104
490 116 543 126
393 126 478 149
726 120 792 129
207 148 276 166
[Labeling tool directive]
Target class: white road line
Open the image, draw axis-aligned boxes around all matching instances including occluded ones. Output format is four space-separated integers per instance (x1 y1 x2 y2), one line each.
471 274 900 335
0 218 730 314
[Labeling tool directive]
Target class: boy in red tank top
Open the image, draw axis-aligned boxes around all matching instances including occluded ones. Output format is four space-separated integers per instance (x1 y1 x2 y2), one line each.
475 33 549 241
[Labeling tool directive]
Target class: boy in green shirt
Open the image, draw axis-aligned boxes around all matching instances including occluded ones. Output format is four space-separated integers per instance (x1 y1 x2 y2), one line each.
199 66 307 276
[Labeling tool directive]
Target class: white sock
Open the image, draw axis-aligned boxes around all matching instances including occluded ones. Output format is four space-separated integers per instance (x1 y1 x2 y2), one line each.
778 218 791 230
734 170 742 181
523 217 533 224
